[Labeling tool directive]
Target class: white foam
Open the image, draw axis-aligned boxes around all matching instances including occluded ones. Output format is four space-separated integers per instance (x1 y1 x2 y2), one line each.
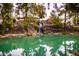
56 40 75 56
67 52 73 56
55 51 60 56
40 44 52 56
0 51 3 56
63 41 65 44
29 49 36 56
6 48 24 56
66 41 75 45
35 47 40 51
58 45 65 54
39 39 42 43
66 41 75 51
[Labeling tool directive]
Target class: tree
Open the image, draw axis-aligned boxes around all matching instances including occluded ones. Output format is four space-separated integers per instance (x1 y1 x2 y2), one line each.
31 4 46 19
65 3 79 25
0 3 15 34
20 3 46 31
57 4 67 29
48 17 62 28
55 3 73 29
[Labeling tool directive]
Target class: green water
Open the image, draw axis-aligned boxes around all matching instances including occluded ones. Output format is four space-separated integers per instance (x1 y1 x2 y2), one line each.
0 34 79 56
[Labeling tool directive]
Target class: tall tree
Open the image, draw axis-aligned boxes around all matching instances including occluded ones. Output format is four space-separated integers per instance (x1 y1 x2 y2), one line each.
31 4 46 19
65 3 79 25
56 3 70 29
0 3 15 34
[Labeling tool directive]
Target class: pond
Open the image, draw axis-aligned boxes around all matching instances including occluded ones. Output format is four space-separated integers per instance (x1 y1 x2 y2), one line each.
0 34 79 56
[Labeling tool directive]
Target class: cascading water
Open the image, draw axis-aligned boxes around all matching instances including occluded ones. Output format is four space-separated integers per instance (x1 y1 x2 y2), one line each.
38 19 43 43
38 20 43 34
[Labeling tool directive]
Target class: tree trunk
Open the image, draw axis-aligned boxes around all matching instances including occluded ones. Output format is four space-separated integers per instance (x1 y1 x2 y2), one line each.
76 13 78 25
74 13 77 25
64 11 66 31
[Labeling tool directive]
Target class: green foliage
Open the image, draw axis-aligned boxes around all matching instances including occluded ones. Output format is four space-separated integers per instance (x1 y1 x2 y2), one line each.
0 3 15 34
65 3 79 13
21 16 38 31
65 4 79 25
73 26 79 31
1 3 13 17
1 13 15 34
16 3 45 31
21 17 30 30
49 17 62 28
62 31 69 35
21 3 28 17
73 17 79 25
31 4 46 18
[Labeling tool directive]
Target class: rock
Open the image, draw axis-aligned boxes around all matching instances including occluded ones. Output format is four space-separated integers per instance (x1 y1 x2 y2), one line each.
74 51 79 56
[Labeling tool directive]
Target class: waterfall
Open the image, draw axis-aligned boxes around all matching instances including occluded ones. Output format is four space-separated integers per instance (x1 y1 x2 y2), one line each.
38 20 43 44
38 20 42 34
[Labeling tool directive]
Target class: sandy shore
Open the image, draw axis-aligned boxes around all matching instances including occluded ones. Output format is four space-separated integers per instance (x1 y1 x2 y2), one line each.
0 32 78 39
0 33 25 38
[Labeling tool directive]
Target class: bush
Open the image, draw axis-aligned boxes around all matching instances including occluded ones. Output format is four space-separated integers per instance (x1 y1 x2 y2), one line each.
48 17 62 28
21 16 38 31
62 31 69 35
0 13 15 34
73 18 79 25
73 26 79 31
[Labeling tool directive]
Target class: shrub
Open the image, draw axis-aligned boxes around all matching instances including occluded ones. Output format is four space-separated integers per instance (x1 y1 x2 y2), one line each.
21 16 38 31
0 13 15 34
73 18 79 25
73 26 79 31
48 17 62 28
